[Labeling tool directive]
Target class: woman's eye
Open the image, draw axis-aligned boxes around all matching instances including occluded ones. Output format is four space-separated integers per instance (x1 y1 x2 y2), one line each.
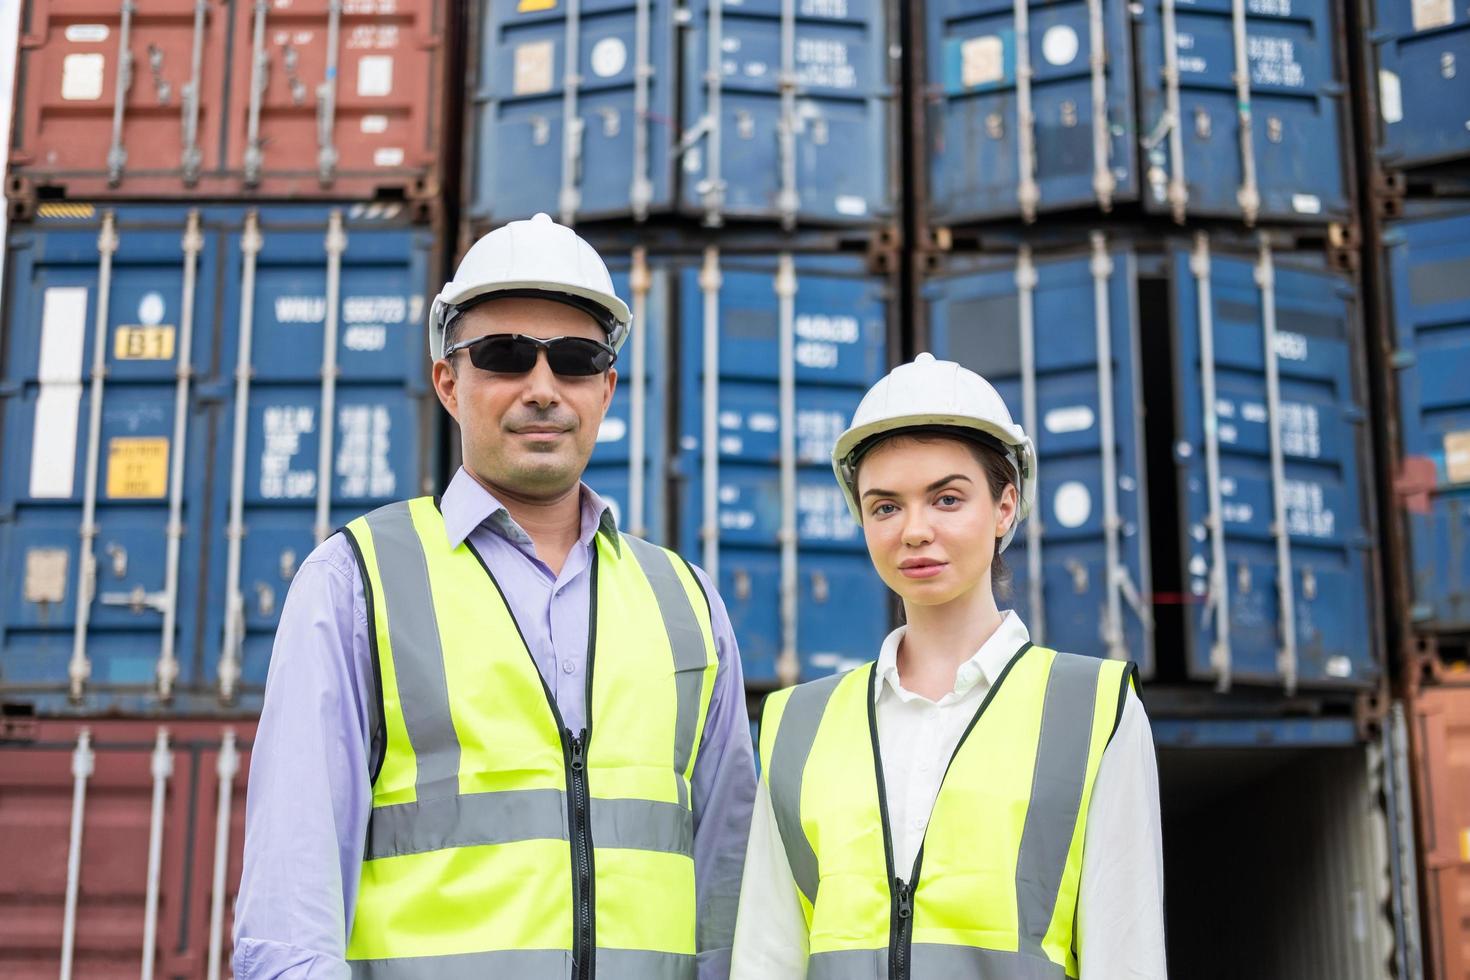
937 494 960 507
873 503 897 516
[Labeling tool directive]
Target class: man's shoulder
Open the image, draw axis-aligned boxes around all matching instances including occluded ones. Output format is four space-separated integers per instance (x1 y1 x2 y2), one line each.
296 531 363 586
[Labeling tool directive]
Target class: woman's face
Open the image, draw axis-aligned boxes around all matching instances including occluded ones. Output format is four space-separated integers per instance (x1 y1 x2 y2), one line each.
855 436 1018 608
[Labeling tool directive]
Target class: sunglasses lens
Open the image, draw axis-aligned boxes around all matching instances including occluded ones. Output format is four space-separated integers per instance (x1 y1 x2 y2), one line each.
545 338 615 376
466 336 537 373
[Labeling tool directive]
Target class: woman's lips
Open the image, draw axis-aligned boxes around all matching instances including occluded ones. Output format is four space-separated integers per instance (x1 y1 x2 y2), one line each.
898 560 947 580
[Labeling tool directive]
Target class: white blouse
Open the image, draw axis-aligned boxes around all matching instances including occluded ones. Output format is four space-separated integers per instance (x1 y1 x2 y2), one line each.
731 612 1168 979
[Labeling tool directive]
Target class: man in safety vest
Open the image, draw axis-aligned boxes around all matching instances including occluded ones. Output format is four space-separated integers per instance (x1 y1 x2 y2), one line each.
235 214 757 979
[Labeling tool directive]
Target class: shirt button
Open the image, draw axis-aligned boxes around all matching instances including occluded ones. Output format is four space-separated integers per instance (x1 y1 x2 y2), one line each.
910 816 925 829
562 660 575 674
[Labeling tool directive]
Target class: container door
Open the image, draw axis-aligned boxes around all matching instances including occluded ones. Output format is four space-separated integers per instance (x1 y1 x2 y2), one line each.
676 253 890 686
205 206 433 710
680 0 891 225
0 206 220 712
1410 685 1470 980
7 0 229 197
584 253 669 542
470 0 677 224
1170 243 1376 690
926 242 1153 672
1136 0 1349 223
1386 210 1470 632
923 0 1135 225
1371 3 1470 171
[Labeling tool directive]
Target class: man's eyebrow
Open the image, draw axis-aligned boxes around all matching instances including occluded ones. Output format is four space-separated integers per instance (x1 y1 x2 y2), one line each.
861 474 973 500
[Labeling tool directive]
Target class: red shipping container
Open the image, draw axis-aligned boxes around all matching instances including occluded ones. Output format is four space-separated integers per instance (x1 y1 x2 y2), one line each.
6 0 446 208
0 718 254 979
1411 684 1470 980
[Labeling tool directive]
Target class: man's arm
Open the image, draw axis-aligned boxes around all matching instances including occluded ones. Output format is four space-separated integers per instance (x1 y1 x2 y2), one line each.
1078 690 1168 979
233 536 377 979
687 567 758 980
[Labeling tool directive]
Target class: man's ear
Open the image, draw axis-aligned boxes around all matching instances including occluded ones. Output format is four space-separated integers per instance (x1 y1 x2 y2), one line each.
432 358 460 422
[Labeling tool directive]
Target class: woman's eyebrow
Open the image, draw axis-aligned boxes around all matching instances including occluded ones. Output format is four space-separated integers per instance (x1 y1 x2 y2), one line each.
862 473 973 500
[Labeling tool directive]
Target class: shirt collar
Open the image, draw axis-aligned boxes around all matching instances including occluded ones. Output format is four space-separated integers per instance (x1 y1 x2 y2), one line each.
439 466 620 555
874 610 1032 703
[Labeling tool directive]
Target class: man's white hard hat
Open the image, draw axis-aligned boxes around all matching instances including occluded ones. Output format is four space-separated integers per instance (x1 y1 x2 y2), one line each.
428 212 632 359
831 352 1038 552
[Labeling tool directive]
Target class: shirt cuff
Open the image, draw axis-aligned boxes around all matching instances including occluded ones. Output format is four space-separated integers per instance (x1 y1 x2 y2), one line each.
233 938 352 980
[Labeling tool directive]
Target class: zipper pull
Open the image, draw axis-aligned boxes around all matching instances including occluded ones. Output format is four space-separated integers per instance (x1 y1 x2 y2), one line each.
896 879 913 919
569 730 587 771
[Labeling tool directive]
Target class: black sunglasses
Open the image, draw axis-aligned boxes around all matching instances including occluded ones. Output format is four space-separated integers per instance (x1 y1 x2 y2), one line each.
444 333 617 377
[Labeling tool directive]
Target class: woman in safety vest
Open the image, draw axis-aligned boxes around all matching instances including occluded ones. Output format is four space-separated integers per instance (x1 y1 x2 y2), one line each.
730 353 1167 979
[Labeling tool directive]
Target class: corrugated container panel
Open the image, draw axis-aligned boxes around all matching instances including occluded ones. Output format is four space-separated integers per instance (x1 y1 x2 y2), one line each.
469 0 894 227
0 204 439 716
1383 208 1470 634
923 0 1352 226
673 251 892 685
924 234 1378 692
0 719 254 979
1160 740 1398 977
7 0 446 203
1409 684 1470 980
1366 1 1470 174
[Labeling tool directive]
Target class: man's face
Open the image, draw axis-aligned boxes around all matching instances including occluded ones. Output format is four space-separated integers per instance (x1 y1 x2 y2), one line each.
432 296 617 501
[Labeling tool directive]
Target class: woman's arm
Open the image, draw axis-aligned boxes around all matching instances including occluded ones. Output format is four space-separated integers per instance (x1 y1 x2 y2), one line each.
730 778 811 979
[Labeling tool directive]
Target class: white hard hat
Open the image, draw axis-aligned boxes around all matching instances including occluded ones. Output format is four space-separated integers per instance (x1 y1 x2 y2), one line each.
429 212 632 359
832 352 1037 552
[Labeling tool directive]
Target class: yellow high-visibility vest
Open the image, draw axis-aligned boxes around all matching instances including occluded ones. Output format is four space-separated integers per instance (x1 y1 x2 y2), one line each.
341 497 719 979
759 643 1135 980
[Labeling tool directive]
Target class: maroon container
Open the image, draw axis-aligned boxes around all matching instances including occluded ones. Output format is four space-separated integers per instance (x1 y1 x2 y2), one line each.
0 718 254 978
7 0 446 209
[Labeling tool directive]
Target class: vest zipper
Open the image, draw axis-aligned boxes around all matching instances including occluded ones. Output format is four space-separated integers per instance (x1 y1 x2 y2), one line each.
567 728 596 980
891 875 915 979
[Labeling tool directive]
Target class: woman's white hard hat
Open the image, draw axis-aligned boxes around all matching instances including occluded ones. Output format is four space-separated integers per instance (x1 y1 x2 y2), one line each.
831 352 1037 552
428 212 632 359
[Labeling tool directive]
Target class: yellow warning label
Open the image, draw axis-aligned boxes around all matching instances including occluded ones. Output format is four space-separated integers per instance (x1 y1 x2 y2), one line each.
1461 827 1470 864
106 437 169 498
114 325 176 361
37 202 97 219
1446 431 1470 485
518 0 556 11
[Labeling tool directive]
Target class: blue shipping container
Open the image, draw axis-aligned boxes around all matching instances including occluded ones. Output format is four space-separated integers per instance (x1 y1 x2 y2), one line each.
470 0 893 227
0 204 439 715
1384 208 1470 631
673 251 892 685
925 0 1351 225
1368 2 1470 173
927 234 1377 692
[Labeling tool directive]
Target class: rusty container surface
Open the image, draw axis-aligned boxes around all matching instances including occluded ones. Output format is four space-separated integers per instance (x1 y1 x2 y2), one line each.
1411 685 1470 980
7 0 445 207
0 718 254 978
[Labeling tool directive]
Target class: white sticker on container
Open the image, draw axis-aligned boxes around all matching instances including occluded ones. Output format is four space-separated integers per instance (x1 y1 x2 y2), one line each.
30 388 83 498
1042 25 1080 67
961 35 1005 89
1444 430 1470 484
1326 656 1353 678
1053 481 1092 529
1044 404 1095 434
835 195 868 215
514 40 556 96
1292 193 1322 214
374 147 405 167
1413 0 1453 31
137 291 166 326
590 37 627 78
1379 70 1403 124
37 287 88 384
357 55 393 97
65 24 110 43
361 114 390 134
62 53 106 101
596 416 627 443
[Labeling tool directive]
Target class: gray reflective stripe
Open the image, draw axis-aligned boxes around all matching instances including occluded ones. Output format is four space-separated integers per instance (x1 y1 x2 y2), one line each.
624 534 709 809
591 797 693 855
766 669 849 906
363 501 461 802
597 947 696 979
366 787 567 860
351 949 570 979
806 945 1067 980
1016 652 1102 959
351 948 693 980
365 790 693 860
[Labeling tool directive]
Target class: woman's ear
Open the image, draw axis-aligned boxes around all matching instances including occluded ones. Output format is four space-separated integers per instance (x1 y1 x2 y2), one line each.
995 483 1020 538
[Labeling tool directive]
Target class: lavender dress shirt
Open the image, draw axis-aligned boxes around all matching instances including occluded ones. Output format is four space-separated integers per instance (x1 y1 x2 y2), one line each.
233 468 756 979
